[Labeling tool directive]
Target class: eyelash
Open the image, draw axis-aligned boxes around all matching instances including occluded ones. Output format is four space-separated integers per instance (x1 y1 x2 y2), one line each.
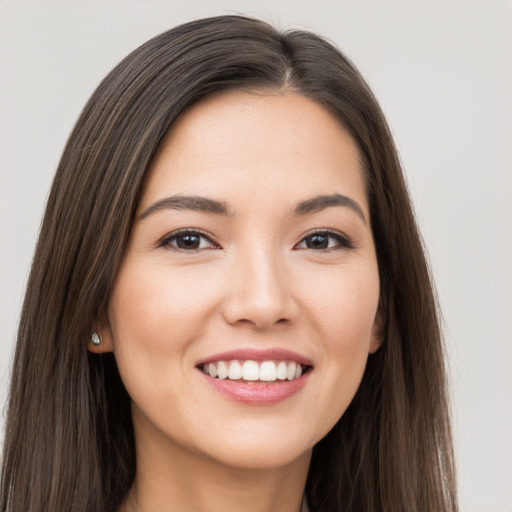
158 229 354 252
158 229 220 252
294 229 355 251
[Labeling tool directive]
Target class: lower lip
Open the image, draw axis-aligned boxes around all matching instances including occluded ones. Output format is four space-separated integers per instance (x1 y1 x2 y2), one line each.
199 371 311 405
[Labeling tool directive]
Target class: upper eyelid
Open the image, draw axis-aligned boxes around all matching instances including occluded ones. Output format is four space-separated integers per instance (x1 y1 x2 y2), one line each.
298 228 351 241
300 227 345 236
295 229 355 249
157 227 353 248
158 228 220 248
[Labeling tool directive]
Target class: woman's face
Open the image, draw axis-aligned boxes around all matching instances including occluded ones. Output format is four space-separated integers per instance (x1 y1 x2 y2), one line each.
103 90 381 470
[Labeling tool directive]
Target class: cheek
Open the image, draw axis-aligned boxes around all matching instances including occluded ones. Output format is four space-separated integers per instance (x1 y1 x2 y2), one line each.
303 262 380 347
107 262 221 390
111 261 220 333
300 264 379 427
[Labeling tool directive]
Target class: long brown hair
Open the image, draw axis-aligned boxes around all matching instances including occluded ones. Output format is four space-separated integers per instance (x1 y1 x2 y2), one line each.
1 15 457 512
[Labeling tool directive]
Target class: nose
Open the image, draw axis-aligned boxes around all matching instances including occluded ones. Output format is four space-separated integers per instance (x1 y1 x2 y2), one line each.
221 248 300 330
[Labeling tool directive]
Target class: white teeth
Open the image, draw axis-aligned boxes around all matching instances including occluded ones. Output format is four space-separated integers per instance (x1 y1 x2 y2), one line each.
227 360 242 380
242 360 260 381
202 360 307 382
208 362 218 378
217 360 228 380
259 361 277 381
286 361 297 381
276 361 287 380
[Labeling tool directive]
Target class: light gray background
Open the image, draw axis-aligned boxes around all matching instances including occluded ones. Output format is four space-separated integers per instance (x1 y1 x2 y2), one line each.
1 1 510 510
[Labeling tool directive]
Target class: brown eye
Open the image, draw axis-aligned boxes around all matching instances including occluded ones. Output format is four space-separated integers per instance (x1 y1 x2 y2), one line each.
305 234 330 249
160 230 219 251
175 233 202 249
296 230 354 251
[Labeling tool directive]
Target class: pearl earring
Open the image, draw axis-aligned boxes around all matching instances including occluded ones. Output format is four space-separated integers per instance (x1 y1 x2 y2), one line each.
91 332 101 346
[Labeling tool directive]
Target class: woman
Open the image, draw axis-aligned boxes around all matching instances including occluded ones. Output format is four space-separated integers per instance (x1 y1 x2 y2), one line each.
0 15 457 512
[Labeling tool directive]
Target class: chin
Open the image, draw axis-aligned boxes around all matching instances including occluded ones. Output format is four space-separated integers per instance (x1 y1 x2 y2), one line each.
184 416 325 471
203 438 313 471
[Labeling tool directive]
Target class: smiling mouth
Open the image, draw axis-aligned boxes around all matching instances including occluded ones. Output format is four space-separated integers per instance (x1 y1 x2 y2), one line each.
199 360 311 383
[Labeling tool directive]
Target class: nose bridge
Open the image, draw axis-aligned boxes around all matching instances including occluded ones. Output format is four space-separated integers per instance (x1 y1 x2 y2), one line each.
223 241 298 328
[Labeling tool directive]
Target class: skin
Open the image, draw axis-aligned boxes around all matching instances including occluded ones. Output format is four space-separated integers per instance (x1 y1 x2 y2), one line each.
92 90 382 512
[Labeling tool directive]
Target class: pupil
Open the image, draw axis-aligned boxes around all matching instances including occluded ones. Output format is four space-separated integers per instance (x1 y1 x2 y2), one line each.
177 234 200 249
308 234 328 249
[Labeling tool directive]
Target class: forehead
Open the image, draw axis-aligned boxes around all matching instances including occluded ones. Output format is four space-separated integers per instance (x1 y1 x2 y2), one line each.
140 90 367 214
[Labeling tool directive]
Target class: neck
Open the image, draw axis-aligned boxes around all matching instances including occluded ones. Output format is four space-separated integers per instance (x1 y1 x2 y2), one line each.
119 419 311 512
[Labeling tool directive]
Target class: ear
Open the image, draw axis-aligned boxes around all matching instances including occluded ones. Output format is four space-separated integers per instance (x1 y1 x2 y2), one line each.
87 315 114 354
369 305 384 354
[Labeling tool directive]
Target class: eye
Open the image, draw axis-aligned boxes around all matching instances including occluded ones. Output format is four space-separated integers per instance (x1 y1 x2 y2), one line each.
159 229 220 251
295 230 354 251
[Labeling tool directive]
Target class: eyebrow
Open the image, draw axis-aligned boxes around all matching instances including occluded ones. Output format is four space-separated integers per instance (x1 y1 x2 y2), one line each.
139 195 231 219
139 192 366 223
294 194 367 224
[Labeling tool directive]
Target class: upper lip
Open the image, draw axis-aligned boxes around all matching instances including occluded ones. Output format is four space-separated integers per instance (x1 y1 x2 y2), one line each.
196 347 313 367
